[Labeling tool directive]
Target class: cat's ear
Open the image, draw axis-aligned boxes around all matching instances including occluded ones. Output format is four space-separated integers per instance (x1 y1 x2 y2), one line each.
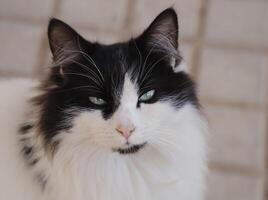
139 8 179 55
48 18 87 63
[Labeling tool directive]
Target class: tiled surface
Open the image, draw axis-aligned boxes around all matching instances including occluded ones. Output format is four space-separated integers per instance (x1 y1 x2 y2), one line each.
180 41 194 71
0 20 45 76
204 104 266 169
0 0 268 200
206 169 264 200
199 47 268 106
205 0 268 47
78 28 121 44
0 0 54 21
131 0 200 39
58 0 128 31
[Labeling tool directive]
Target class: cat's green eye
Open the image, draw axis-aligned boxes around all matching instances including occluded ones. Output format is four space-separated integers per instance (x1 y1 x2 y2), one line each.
89 97 106 106
139 90 155 102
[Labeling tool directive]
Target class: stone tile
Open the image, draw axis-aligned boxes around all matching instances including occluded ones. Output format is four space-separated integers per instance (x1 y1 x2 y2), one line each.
34 42 51 77
58 0 128 31
262 4 268 46
0 20 45 76
131 0 200 39
204 104 266 169
199 47 268 106
205 0 268 47
0 0 54 21
79 29 122 44
43 49 53 69
206 169 264 200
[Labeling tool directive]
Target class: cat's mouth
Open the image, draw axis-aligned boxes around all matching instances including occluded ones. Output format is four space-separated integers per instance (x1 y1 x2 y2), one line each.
115 142 146 154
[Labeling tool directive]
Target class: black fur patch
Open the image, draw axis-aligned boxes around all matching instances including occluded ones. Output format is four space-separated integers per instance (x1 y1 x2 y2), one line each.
22 145 33 157
19 123 33 135
117 143 146 154
21 144 39 166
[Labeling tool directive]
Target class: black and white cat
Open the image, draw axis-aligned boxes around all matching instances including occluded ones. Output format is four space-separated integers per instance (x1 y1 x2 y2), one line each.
0 8 207 200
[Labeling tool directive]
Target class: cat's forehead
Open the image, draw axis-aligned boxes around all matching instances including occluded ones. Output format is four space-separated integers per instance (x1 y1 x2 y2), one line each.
92 43 128 66
89 43 140 82
120 75 138 105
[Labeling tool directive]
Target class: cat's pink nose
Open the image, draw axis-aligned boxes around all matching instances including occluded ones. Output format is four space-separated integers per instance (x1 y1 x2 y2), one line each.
115 123 135 140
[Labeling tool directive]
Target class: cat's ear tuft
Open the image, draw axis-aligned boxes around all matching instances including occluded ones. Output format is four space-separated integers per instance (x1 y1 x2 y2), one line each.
48 18 84 63
139 8 179 55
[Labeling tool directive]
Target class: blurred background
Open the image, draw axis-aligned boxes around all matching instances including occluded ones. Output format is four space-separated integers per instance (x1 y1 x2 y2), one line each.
0 0 268 199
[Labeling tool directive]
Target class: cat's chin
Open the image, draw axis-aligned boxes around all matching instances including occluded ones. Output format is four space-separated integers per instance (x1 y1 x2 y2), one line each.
114 142 147 154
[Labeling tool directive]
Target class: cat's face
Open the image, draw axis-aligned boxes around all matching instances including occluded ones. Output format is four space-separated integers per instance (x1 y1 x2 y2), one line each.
37 8 198 154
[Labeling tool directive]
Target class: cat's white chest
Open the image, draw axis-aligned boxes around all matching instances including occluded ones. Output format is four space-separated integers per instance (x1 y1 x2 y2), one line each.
45 145 205 200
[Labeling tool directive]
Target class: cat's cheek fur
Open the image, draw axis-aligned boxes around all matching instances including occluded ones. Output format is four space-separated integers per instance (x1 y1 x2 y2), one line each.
43 103 207 200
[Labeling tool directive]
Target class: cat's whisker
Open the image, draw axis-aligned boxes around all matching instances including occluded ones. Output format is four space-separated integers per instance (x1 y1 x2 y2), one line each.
132 39 143 82
52 43 105 86
52 85 104 94
139 30 179 81
76 36 105 83
66 59 103 88
133 130 180 147
58 71 102 89
68 59 103 85
52 44 96 68
140 52 177 86
53 55 103 87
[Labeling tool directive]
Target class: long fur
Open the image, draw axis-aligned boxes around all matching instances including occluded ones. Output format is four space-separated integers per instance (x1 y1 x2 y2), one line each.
0 8 207 200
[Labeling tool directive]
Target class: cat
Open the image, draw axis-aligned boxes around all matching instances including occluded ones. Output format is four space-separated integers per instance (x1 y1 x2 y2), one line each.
0 8 207 200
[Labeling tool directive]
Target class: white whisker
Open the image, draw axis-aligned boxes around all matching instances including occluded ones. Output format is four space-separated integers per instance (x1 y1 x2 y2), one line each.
76 36 105 83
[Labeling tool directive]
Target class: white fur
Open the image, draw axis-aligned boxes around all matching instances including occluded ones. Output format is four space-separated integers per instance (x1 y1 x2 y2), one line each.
0 79 42 200
173 60 188 73
0 77 207 200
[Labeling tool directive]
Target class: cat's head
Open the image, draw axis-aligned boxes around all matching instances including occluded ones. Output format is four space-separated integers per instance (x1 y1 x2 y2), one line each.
36 8 199 155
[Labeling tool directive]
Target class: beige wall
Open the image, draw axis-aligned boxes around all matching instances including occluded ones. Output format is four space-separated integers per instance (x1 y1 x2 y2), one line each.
0 0 268 199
